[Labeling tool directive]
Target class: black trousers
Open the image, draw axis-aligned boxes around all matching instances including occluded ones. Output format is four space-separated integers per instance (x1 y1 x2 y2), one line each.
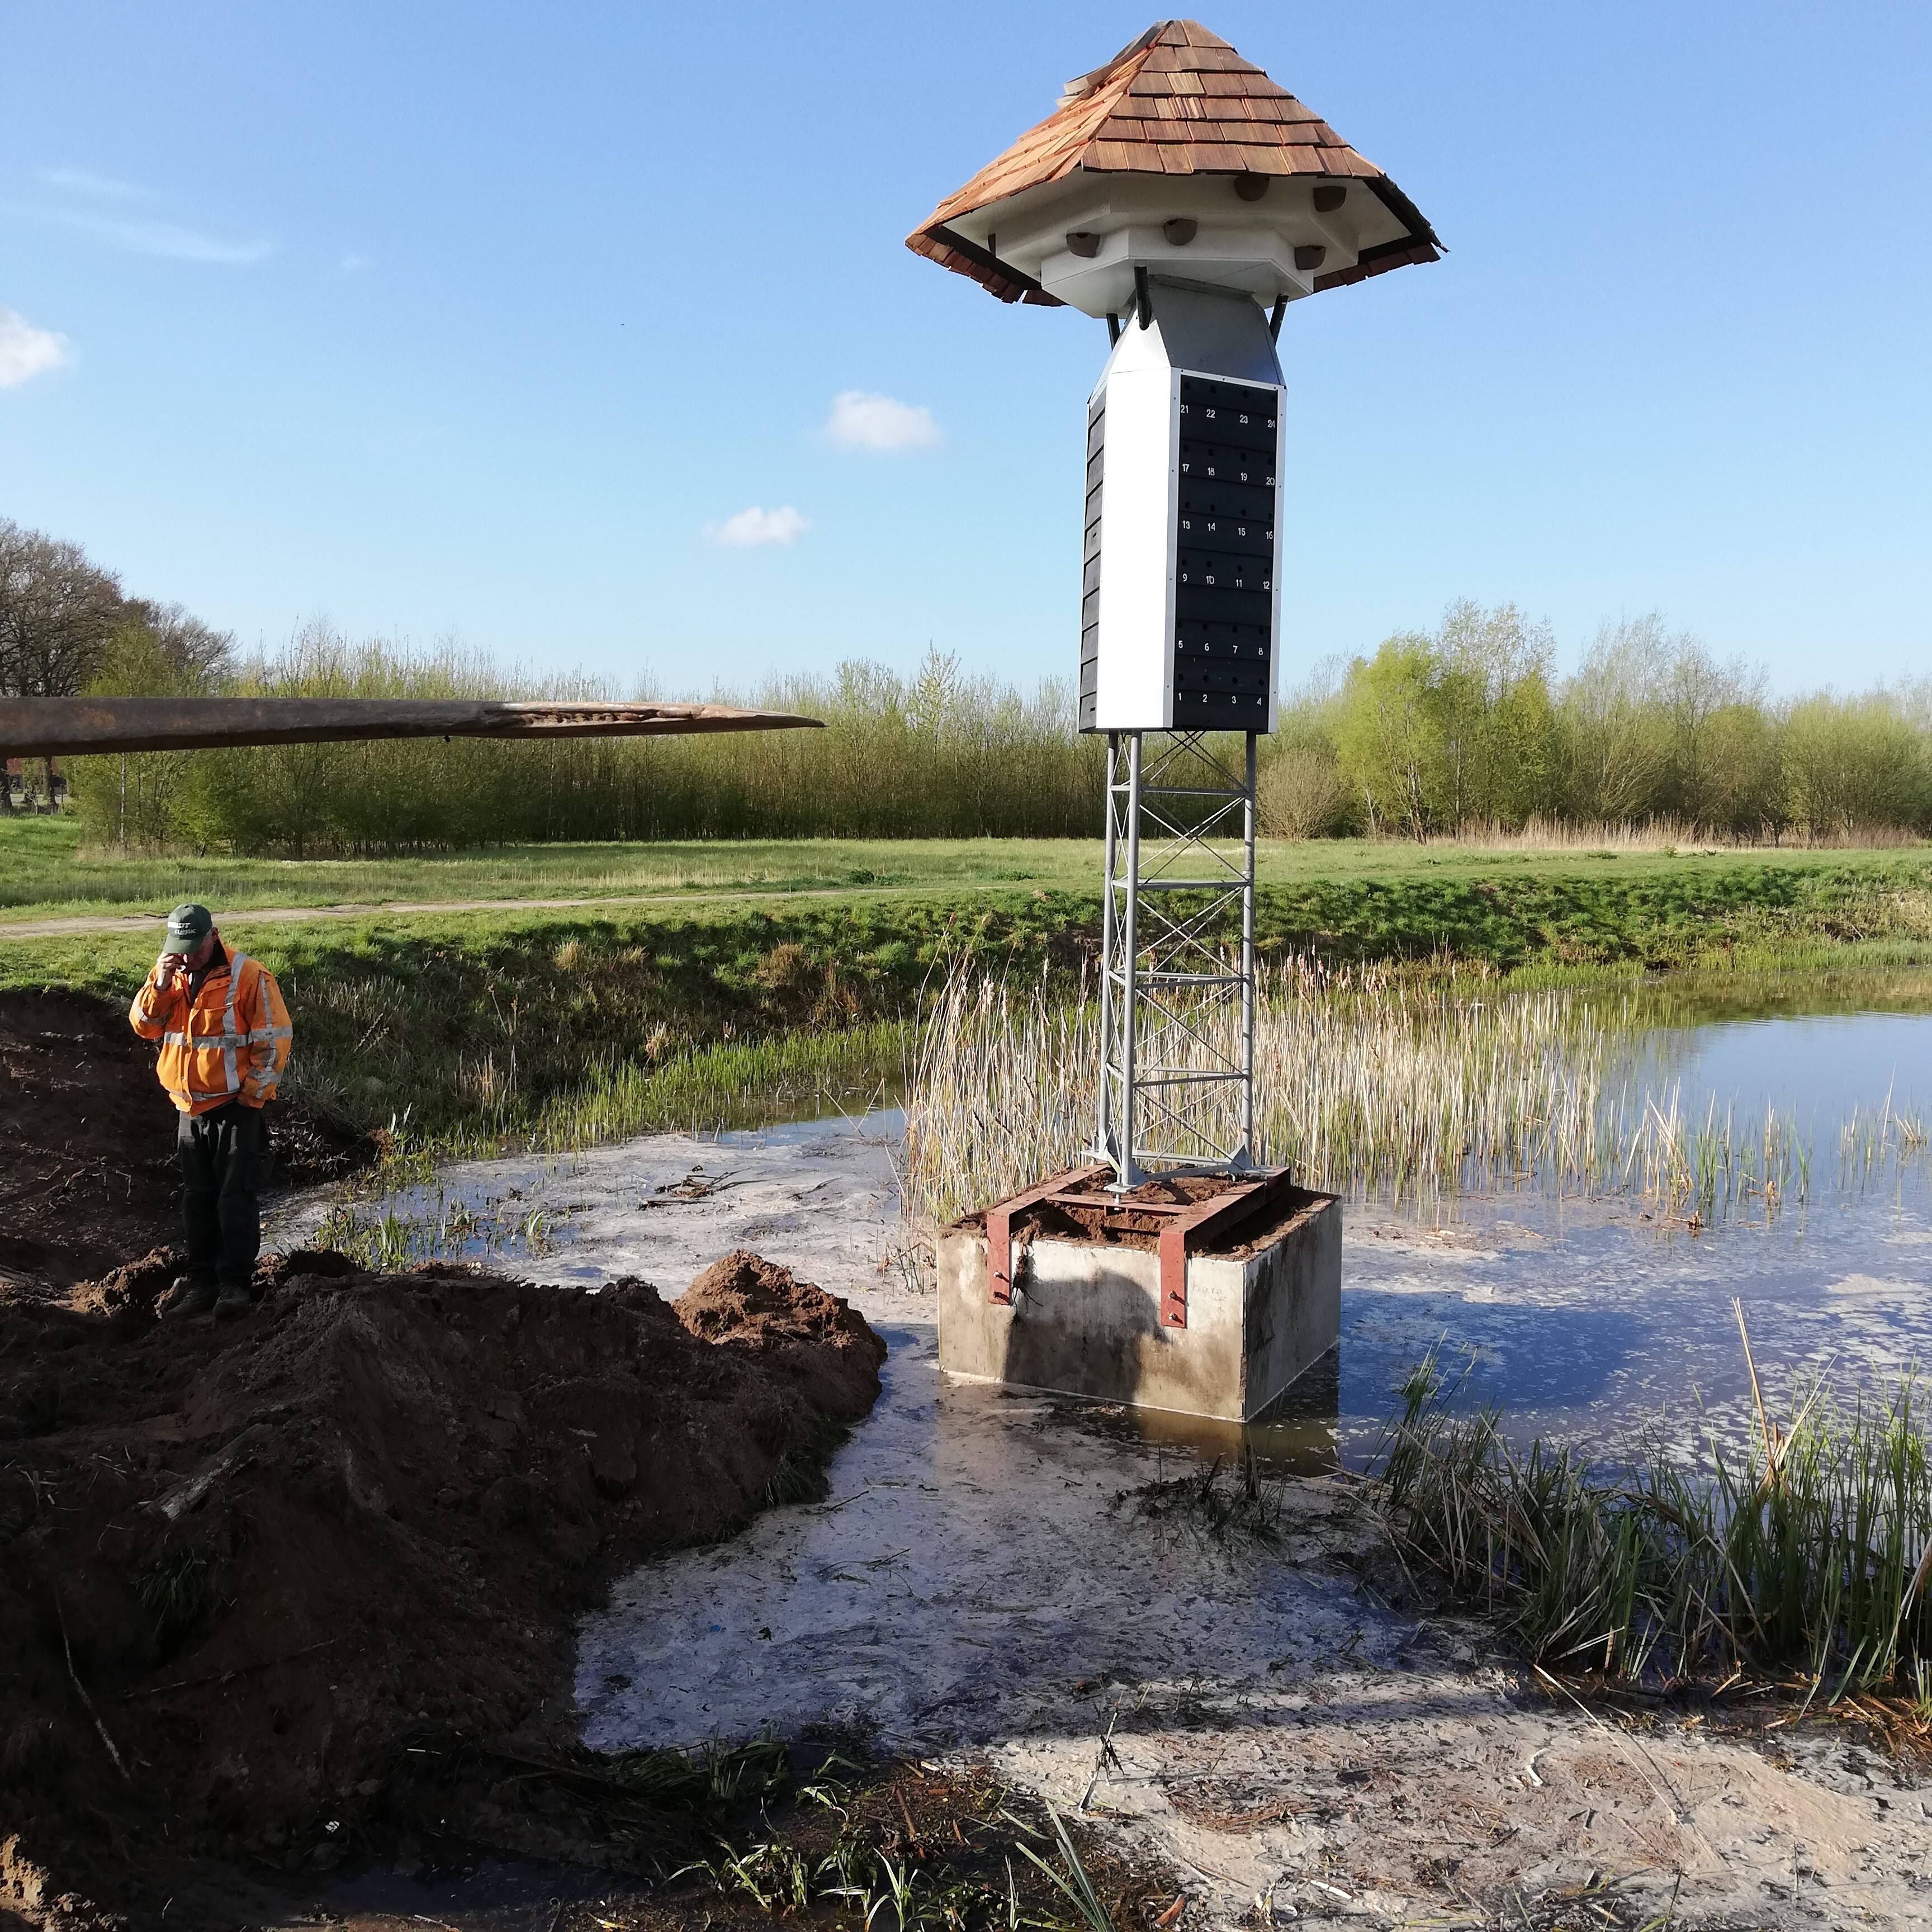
178 1102 272 1288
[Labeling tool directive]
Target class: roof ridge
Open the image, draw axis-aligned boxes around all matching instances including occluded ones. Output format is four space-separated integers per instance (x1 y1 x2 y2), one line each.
1060 22 1167 106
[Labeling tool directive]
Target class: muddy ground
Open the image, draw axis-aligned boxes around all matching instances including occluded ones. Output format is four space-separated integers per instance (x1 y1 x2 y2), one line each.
0 989 363 1290
0 1244 885 1929
310 1121 1932 1932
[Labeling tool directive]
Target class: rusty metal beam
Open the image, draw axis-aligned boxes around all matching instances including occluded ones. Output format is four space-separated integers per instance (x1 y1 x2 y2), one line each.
1153 1168 1298 1330
984 1164 1110 1305
0 697 823 758
980 1164 1301 1330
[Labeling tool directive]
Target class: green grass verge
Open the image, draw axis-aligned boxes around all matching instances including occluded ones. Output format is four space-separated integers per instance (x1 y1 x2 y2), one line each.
0 817 1097 917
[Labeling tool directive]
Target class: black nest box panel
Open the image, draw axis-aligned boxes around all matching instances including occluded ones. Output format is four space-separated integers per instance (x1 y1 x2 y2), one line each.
1077 283 1284 734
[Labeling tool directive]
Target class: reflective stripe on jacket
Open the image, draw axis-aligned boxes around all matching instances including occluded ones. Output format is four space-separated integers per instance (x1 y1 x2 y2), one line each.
129 949 293 1115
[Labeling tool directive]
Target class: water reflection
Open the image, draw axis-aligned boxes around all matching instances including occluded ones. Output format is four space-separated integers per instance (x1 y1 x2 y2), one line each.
1328 972 1932 1468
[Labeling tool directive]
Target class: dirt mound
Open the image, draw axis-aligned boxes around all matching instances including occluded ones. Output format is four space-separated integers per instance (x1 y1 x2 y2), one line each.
0 1248 886 1929
0 989 366 1292
681 1246 857 1338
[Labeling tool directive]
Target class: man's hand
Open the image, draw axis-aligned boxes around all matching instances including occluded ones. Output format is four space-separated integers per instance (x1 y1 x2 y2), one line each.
155 951 185 992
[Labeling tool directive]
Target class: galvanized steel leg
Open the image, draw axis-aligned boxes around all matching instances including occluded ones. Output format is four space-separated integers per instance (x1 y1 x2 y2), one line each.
1117 731 1143 1189
1240 730 1257 1168
1095 731 1120 1167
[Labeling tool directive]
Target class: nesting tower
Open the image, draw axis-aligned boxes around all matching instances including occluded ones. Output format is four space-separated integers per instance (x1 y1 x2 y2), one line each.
911 18 1438 1191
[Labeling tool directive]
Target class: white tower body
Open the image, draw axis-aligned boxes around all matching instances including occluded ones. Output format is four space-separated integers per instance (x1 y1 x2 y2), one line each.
1082 283 1282 735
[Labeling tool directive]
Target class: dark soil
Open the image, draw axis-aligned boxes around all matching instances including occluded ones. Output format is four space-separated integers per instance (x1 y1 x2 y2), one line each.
0 989 366 1291
291 1747 1186 1932
0 1243 886 1930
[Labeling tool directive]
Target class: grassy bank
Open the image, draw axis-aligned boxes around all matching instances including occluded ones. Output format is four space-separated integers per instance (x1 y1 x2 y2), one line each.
3 836 1929 1162
0 895 1095 1156
10 845 1929 1003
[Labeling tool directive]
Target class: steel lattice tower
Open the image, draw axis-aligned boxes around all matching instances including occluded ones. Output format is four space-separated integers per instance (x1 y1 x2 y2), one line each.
1093 728 1257 1187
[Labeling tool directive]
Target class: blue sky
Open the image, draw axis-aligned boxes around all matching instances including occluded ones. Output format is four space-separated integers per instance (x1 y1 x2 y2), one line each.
2 2 1927 698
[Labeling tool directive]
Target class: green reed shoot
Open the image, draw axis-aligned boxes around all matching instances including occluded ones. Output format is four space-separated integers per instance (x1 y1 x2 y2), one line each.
1374 1327 1932 1699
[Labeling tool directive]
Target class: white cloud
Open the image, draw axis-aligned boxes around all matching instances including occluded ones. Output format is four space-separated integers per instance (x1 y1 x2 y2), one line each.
339 252 372 274
707 505 811 548
4 202 273 264
823 389 941 452
0 308 72 388
37 166 152 201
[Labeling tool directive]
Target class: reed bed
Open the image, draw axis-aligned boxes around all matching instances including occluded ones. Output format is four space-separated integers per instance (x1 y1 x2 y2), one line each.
906 958 1627 1222
901 958 1931 1224
534 1021 906 1150
1426 813 1927 855
1375 1315 1932 1703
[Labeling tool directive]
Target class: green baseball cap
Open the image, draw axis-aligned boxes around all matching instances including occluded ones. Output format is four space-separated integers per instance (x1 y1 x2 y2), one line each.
165 903 214 949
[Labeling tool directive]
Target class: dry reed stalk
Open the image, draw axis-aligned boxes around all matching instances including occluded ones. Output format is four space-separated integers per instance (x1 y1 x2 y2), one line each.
902 959 1931 1225
903 958 1613 1223
1422 814 1928 854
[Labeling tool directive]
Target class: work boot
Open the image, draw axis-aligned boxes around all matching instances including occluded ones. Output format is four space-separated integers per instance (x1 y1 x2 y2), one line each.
160 1276 219 1320
212 1282 253 1321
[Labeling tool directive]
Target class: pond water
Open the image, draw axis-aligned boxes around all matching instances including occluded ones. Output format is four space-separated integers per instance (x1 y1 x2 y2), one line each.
1311 972 1932 1468
272 969 1932 1469
540 976 1932 1914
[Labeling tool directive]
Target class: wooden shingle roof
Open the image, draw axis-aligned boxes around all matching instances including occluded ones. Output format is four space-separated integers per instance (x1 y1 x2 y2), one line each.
907 20 1439 305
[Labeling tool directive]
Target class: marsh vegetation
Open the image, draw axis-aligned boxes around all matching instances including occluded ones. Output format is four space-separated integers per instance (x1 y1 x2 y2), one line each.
901 959 1932 1225
1375 1320 1932 1712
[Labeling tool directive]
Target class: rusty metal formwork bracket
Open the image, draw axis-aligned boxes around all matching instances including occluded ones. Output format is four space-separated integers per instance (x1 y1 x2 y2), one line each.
982 1164 1298 1330
1147 1168 1297 1327
984 1164 1110 1305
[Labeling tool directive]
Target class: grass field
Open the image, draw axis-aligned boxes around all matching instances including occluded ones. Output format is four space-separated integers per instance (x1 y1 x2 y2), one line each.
4 815 1928 1161
5 814 1928 926
0 816 1097 916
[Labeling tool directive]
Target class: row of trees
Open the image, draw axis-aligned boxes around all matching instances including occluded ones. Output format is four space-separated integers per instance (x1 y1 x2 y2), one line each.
1272 602 1932 841
5 515 1928 849
63 625 1107 851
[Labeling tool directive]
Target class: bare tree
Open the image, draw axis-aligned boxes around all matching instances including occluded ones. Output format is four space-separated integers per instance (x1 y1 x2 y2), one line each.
1563 616 1672 822
1664 637 1761 828
0 519 130 809
0 519 126 698
115 599 235 687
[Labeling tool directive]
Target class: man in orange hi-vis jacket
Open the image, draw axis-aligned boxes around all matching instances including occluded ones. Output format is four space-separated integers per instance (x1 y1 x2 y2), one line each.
129 903 293 1320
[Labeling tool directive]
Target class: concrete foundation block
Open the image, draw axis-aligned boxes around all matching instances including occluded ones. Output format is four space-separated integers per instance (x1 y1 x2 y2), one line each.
936 1188 1341 1423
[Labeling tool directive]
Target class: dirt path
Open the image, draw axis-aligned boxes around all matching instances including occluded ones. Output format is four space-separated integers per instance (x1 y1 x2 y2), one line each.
0 880 958 940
